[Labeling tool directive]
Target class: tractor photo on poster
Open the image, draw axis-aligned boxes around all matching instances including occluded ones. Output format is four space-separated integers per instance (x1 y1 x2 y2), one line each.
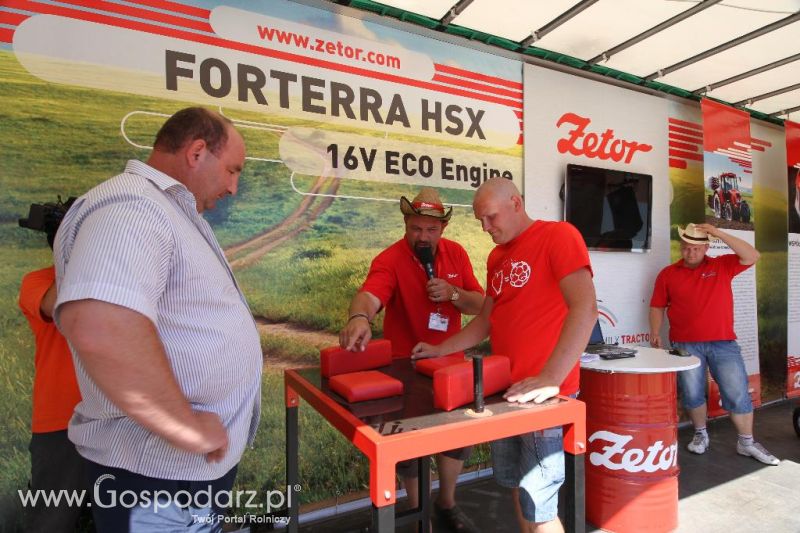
707 171 751 224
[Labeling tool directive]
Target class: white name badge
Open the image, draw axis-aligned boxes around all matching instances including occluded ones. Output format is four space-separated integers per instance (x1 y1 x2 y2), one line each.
428 312 449 332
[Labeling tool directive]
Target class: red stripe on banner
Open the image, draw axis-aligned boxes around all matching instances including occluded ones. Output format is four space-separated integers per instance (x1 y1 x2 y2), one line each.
669 125 704 140
668 117 702 130
669 132 703 145
0 27 13 42
435 63 523 90
0 10 29 25
53 0 213 32
743 169 752 174
731 159 751 167
787 121 800 167
517 133 523 145
669 141 699 152
669 158 688 169
514 110 523 118
8 0 523 110
701 98 750 153
432 73 523 100
751 137 772 147
126 0 210 19
669 149 703 161
750 144 765 152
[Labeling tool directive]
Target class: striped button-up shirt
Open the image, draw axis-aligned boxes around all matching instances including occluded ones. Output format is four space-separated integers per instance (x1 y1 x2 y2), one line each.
54 160 262 480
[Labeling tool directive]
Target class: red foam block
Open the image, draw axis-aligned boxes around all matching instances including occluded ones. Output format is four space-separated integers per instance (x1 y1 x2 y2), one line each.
433 355 511 411
414 354 466 377
328 370 404 403
320 339 392 377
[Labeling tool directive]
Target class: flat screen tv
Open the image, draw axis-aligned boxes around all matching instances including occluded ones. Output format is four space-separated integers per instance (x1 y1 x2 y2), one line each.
563 164 652 252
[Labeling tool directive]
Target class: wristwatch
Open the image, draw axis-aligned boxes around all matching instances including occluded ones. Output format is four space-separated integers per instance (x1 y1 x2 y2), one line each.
449 287 460 302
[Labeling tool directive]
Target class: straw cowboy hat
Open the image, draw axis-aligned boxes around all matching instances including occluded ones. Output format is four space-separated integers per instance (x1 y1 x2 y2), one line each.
678 223 709 244
400 187 452 222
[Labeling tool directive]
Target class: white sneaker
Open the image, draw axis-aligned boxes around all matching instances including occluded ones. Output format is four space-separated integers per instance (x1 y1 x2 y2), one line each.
737 441 779 466
687 432 709 454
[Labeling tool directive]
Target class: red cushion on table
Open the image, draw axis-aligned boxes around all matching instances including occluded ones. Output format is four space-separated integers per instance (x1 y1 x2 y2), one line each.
433 355 512 411
320 339 392 377
414 354 466 377
328 370 404 403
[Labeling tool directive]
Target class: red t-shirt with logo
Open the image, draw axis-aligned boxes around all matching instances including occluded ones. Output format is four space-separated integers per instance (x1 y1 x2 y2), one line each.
19 266 82 433
486 221 592 395
650 254 750 342
361 238 483 357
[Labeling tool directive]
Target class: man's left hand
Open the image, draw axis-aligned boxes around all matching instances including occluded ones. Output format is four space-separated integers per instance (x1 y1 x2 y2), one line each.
503 376 560 404
426 278 453 303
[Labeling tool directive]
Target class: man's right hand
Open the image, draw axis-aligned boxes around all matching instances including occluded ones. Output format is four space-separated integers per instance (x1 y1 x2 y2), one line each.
411 342 442 360
650 333 663 348
186 410 228 463
339 316 372 352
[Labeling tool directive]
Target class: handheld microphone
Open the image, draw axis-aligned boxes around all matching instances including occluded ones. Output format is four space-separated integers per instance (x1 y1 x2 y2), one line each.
415 244 435 280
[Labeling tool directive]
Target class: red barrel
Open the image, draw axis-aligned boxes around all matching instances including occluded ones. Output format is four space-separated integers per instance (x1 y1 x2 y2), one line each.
579 370 679 533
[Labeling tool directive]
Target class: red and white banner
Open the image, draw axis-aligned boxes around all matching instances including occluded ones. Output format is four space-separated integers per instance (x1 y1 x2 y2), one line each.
786 121 800 398
701 99 760 414
524 65 669 343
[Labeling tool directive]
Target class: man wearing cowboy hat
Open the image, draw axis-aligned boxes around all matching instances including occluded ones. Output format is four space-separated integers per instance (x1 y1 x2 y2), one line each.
649 223 779 465
339 186 484 531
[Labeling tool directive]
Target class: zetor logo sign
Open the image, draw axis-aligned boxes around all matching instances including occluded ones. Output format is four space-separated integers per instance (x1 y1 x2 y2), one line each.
589 430 677 473
556 112 653 164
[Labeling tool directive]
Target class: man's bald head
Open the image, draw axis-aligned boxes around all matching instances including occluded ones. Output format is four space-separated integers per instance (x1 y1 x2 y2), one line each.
474 177 521 205
473 178 531 244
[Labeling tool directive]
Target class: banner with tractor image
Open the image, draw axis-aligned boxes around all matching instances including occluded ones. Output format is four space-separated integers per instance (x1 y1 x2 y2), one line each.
0 0 521 526
787 120 800 399
701 99 760 415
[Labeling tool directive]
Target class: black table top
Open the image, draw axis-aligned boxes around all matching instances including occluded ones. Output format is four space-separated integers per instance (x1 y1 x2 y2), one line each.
295 358 563 436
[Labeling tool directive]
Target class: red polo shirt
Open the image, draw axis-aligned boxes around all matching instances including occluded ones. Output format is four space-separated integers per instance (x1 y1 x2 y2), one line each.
361 238 483 357
487 221 592 395
650 254 751 342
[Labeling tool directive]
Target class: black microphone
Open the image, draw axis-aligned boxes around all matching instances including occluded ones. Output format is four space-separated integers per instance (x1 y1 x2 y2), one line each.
415 244 435 280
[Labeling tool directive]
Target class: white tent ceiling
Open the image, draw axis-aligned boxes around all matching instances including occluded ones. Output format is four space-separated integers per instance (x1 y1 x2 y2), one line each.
336 0 800 122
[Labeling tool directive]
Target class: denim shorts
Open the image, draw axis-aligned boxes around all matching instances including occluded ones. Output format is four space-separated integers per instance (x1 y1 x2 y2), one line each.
490 427 564 523
673 340 753 414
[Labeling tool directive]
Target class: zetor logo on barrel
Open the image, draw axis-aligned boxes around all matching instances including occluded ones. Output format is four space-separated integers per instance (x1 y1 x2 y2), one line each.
556 112 653 164
588 430 677 473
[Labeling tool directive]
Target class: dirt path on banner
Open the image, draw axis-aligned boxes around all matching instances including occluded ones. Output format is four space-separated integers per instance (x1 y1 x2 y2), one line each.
704 215 754 231
255 317 338 369
224 175 341 270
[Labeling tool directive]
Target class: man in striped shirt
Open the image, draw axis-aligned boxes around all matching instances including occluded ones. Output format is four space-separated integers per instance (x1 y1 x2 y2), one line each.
54 107 263 531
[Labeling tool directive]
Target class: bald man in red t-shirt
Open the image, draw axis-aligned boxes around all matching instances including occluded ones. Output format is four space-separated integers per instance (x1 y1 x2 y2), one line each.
413 178 597 533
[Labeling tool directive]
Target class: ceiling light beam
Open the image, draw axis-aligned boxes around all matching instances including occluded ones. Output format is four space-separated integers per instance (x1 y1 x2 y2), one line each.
645 11 800 82
734 82 800 106
692 52 800 95
769 104 800 117
588 0 723 65
519 0 600 48
440 0 474 26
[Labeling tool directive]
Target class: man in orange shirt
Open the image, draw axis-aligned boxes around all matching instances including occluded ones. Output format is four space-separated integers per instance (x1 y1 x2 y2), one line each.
413 178 597 533
18 201 86 533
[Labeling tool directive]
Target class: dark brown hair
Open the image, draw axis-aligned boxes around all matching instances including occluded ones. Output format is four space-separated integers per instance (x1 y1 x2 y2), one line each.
153 107 233 156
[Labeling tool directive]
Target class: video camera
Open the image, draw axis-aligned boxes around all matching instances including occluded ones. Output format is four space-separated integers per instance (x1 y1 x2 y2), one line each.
18 196 77 246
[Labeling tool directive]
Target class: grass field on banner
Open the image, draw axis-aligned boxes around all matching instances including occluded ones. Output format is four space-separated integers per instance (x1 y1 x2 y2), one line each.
0 49 503 528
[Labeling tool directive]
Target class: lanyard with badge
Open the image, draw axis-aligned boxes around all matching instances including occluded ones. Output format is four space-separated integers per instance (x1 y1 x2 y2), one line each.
416 244 449 332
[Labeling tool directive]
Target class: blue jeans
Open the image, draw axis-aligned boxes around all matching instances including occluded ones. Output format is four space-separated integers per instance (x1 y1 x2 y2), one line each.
490 427 565 523
673 340 753 414
86 461 238 533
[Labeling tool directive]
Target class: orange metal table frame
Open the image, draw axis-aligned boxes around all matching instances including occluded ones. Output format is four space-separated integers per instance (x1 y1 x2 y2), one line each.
284 361 587 533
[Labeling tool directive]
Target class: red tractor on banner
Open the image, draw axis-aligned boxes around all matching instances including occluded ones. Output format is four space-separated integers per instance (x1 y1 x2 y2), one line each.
707 172 750 223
